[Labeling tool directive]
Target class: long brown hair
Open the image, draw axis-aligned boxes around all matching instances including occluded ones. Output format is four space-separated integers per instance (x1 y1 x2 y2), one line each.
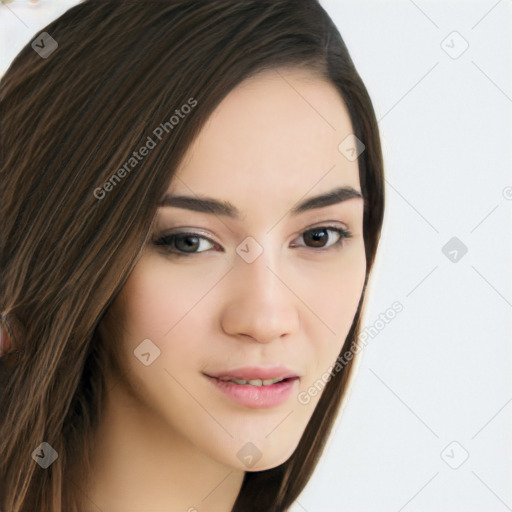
0 1 385 510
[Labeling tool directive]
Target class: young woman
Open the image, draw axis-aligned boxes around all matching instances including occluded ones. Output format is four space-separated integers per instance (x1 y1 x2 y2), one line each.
0 1 385 510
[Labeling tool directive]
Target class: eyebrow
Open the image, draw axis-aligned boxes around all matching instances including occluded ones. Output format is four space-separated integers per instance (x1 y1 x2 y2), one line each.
157 186 363 219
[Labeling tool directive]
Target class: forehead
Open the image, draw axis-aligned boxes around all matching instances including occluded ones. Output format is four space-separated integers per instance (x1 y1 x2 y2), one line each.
168 68 361 213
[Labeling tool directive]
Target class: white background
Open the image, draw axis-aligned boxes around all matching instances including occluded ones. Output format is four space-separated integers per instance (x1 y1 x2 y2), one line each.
1 1 511 511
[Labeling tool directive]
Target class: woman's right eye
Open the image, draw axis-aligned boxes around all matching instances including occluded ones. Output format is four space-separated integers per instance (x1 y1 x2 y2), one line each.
153 232 217 257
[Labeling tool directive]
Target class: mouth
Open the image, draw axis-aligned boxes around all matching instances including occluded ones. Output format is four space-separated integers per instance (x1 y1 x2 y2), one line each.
204 365 299 383
203 366 300 408
213 376 293 386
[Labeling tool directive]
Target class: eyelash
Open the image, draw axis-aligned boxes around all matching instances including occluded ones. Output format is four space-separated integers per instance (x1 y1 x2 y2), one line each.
153 225 353 258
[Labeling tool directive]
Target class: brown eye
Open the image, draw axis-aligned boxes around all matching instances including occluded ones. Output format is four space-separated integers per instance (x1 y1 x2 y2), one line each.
293 227 352 250
303 228 330 248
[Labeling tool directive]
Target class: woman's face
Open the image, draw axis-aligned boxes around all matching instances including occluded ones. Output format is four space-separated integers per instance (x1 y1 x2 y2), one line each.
103 68 366 471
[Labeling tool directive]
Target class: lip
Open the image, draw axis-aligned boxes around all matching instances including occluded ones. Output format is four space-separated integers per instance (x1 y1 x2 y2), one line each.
204 365 299 381
204 374 299 409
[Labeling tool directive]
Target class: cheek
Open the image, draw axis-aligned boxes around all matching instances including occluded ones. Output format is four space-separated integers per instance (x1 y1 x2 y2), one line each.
300 243 366 379
300 241 366 331
106 256 213 413
119 254 213 339
114 254 225 380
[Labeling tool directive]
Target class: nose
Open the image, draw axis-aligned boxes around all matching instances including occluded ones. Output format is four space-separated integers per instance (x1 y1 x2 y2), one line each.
220 247 300 344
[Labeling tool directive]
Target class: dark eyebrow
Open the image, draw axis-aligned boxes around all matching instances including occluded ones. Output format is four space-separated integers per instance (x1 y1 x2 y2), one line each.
158 186 363 219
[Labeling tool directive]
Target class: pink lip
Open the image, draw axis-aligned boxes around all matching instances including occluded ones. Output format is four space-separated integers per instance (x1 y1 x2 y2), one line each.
205 375 299 409
205 365 298 381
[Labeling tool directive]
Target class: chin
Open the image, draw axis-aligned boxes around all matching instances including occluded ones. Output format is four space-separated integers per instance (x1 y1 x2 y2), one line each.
243 441 299 472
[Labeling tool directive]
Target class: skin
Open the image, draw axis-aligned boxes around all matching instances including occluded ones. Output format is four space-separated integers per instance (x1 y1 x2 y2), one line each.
85 67 366 512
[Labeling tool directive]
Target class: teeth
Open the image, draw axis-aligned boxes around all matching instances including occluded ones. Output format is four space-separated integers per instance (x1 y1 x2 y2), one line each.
262 378 281 385
232 378 252 385
228 377 284 386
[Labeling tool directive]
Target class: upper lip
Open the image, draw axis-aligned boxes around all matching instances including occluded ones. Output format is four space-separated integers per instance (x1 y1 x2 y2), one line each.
204 365 299 381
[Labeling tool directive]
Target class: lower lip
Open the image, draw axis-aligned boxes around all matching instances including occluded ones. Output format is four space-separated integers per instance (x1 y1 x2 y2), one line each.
205 376 298 408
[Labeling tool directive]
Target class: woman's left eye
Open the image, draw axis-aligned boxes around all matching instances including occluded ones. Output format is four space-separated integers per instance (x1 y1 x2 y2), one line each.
291 226 352 250
153 226 352 257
